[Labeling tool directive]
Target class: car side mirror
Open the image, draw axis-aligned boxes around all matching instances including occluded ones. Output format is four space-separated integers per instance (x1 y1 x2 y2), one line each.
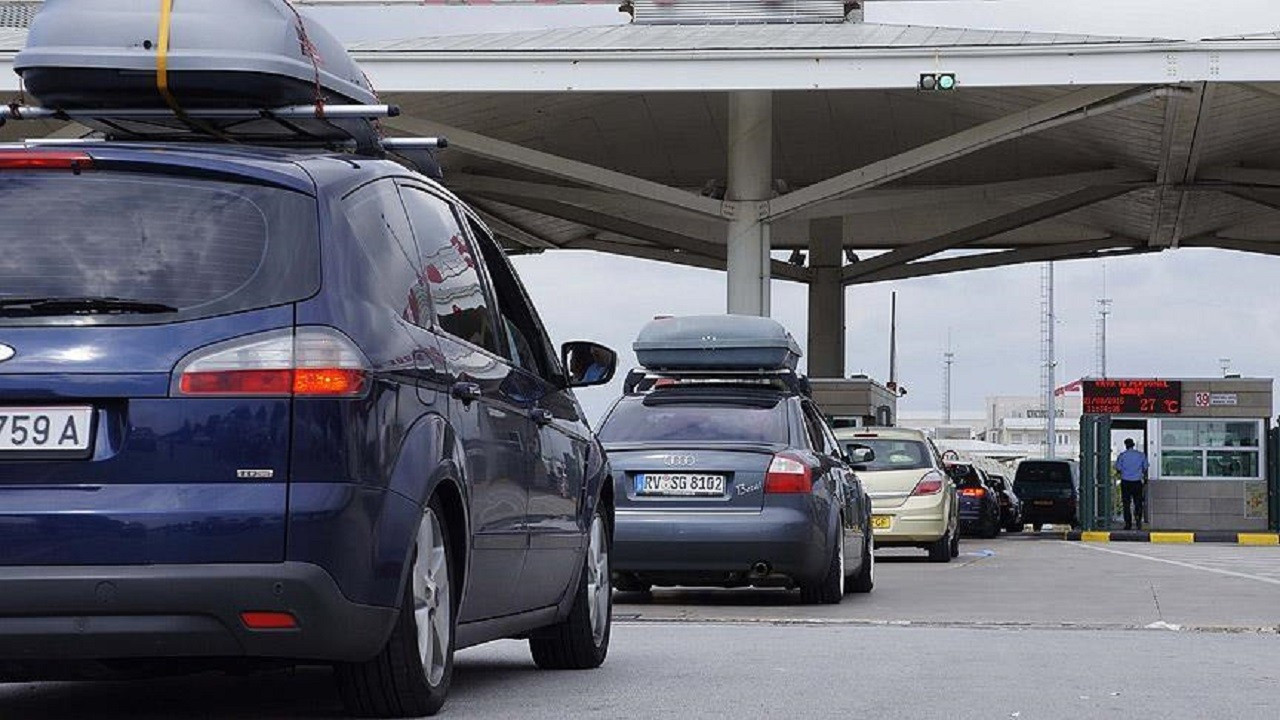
561 341 617 388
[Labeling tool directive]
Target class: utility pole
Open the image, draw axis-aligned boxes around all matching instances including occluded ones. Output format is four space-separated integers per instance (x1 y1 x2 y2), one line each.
1041 263 1057 459
1096 263 1111 378
942 330 954 426
1220 357 1232 377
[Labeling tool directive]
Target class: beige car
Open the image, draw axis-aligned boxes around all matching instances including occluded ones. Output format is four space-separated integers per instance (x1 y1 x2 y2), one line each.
835 427 959 563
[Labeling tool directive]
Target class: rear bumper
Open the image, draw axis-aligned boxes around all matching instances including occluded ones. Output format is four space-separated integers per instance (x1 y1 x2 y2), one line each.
871 495 948 545
612 505 828 586
0 562 397 664
1022 499 1078 524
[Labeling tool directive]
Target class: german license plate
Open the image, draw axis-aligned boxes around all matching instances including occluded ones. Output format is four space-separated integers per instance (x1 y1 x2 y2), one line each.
871 515 892 530
634 473 725 497
0 407 93 453
1034 500 1055 506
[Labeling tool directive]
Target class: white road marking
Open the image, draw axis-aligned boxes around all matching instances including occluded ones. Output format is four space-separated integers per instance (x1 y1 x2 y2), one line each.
1072 542 1280 587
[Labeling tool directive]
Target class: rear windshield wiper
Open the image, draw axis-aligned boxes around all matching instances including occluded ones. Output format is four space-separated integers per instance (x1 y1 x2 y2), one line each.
0 296 179 316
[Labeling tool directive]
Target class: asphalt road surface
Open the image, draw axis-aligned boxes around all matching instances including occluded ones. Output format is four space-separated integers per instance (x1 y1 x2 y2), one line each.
3 535 1278 719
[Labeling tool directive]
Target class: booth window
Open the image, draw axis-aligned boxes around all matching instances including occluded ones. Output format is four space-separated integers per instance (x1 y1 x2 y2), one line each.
1158 420 1262 479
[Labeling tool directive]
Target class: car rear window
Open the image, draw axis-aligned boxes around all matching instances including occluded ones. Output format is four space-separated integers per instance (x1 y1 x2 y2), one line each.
843 439 931 471
599 396 789 444
0 172 318 324
1016 462 1075 486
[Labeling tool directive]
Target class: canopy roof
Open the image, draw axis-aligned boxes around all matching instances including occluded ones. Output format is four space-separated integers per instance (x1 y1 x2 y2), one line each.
1 14 1280 285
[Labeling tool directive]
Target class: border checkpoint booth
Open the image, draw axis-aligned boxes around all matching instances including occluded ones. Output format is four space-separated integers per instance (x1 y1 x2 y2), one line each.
1078 377 1277 533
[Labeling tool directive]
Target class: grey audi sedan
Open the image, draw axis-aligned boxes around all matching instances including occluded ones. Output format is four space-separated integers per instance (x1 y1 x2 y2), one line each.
598 381 874 604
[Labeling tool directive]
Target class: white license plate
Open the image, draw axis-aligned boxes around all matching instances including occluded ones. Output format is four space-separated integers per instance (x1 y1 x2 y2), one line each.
0 406 93 453
635 473 725 497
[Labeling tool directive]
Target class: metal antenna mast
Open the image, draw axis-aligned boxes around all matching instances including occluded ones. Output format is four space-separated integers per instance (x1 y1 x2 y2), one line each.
1041 263 1057 458
1096 263 1111 378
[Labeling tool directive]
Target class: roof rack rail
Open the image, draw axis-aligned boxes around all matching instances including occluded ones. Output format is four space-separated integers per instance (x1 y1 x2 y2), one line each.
623 367 812 398
0 102 449 179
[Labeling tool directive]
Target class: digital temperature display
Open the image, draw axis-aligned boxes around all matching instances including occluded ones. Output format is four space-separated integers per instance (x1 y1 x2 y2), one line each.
1082 379 1182 415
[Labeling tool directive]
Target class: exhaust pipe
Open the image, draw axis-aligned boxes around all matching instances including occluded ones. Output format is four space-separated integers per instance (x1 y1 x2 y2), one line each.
750 561 771 576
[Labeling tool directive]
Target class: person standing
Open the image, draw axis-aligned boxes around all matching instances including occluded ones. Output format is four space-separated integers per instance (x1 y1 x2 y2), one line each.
1114 439 1150 530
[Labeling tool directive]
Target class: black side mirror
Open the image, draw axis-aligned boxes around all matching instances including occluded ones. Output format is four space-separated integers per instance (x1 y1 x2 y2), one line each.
561 341 617 388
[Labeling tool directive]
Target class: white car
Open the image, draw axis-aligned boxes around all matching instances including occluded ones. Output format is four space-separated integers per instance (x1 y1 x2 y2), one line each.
835 427 959 562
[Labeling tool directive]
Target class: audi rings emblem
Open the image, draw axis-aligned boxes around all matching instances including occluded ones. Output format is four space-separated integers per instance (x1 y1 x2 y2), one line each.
0 344 13 363
663 454 697 467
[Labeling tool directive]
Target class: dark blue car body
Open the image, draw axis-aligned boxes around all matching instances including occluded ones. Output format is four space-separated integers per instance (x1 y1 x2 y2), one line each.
0 143 612 680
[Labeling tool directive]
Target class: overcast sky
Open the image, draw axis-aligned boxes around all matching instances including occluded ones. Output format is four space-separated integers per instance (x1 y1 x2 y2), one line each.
309 1 1280 423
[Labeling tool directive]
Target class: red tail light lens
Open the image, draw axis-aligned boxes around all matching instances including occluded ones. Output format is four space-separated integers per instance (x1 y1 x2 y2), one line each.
0 150 93 170
960 486 986 498
911 471 945 497
240 611 298 630
173 328 369 397
765 453 813 494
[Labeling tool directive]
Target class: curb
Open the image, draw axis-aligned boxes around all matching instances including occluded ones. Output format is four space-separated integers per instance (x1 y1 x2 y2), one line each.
1064 530 1280 545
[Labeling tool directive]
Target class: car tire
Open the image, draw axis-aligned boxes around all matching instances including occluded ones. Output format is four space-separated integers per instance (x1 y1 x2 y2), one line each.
950 526 960 557
981 508 1000 539
846 531 874 593
801 530 846 604
337 496 455 719
613 574 651 594
927 528 953 563
1033 523 1044 532
529 508 612 670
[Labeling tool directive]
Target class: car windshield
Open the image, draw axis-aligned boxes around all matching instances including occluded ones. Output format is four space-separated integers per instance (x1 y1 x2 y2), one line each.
842 439 931 471
599 396 789 444
0 172 318 324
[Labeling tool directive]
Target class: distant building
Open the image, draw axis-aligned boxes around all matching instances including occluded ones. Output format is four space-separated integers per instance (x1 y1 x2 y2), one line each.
900 385 1085 461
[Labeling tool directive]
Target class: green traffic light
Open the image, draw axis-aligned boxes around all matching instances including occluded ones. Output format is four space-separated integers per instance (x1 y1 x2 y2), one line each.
938 74 956 90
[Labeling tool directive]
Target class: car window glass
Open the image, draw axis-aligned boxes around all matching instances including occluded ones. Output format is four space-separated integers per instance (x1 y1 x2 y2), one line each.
841 439 931 471
343 181 425 326
0 173 319 325
599 396 788 444
799 403 829 454
465 216 556 379
398 186 501 354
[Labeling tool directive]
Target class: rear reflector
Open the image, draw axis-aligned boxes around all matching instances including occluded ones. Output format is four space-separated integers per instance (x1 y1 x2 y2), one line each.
765 453 813 494
911 471 945 497
173 327 369 397
0 150 93 171
240 611 298 630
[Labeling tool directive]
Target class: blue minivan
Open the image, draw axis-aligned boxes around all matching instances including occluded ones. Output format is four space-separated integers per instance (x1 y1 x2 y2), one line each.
0 142 617 717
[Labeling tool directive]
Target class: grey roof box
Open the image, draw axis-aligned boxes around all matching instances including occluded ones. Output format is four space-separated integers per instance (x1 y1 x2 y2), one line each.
633 315 802 372
14 0 378 110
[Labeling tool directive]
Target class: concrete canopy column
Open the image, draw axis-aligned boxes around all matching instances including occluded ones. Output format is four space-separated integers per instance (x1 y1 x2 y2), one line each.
807 218 845 378
725 90 773 316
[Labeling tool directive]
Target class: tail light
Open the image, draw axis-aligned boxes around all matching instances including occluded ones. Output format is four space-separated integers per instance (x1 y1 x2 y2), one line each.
172 327 369 397
911 470 945 497
959 486 986 498
765 453 813 494
0 149 93 171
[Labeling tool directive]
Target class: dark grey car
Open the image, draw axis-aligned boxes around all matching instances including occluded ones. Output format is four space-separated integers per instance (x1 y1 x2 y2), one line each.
598 385 873 604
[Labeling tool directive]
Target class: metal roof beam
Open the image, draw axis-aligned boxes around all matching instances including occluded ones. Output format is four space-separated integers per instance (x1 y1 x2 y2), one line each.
382 115 727 220
844 237 1148 285
1149 82 1211 248
1183 235 1280 256
841 184 1139 284
765 85 1170 221
565 237 744 275
1199 167 1280 187
790 168 1153 220
466 201 563 251
477 193 812 283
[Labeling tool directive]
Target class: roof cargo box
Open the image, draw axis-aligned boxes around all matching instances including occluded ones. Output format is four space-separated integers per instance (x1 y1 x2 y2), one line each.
14 0 377 110
633 315 802 372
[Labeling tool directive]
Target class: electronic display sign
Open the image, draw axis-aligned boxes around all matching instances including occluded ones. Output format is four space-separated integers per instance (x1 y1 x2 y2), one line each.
1082 379 1182 415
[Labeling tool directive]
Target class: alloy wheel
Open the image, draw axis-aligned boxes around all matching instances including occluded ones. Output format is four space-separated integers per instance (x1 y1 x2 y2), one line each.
586 514 610 646
413 507 451 686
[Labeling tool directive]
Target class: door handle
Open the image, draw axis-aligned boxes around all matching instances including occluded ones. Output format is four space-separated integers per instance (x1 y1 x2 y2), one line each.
531 408 554 426
451 382 483 404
